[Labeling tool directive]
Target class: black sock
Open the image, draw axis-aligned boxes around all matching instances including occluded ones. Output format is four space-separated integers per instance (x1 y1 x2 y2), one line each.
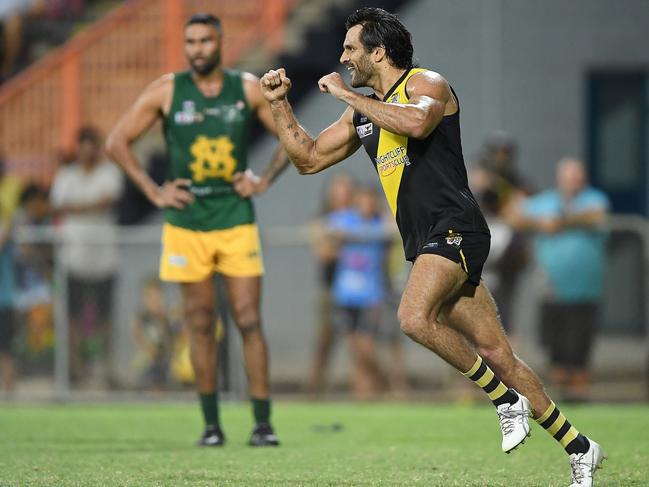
251 397 271 424
199 392 220 429
462 355 518 407
535 401 590 454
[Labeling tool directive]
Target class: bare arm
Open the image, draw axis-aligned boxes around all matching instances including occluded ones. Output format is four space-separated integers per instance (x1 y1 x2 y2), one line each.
105 75 193 209
318 70 455 139
232 74 292 197
260 68 361 174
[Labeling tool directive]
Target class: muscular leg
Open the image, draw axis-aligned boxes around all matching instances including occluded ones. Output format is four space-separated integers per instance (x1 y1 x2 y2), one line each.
181 279 217 394
397 254 480 372
440 281 551 416
222 275 269 399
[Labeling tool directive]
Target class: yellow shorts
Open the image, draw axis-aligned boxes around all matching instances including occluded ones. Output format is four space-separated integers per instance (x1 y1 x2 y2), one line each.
159 223 264 282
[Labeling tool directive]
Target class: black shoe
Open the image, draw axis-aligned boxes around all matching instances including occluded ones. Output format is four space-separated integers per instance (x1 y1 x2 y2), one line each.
249 422 280 447
196 426 226 447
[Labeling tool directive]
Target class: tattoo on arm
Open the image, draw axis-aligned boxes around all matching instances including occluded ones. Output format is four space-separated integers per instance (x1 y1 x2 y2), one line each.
261 146 290 185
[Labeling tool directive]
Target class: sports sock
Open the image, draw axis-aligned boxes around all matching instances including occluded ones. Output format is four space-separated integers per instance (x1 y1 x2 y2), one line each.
462 355 518 407
536 401 590 454
199 392 220 429
251 397 271 424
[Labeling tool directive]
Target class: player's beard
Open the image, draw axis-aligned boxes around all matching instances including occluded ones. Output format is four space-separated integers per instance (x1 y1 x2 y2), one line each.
191 49 221 76
349 53 373 88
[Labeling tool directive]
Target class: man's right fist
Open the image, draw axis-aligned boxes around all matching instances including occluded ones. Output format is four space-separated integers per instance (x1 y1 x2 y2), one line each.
260 68 292 102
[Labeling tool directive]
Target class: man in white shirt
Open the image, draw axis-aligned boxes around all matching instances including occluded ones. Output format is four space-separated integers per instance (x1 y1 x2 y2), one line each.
50 126 123 385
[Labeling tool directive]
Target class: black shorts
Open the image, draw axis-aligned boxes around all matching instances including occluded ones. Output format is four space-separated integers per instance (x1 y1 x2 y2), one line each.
540 301 598 368
417 231 491 286
0 308 16 354
67 276 115 325
333 306 381 335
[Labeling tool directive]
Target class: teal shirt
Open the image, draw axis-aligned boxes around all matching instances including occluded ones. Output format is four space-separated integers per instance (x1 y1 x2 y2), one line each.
524 187 610 302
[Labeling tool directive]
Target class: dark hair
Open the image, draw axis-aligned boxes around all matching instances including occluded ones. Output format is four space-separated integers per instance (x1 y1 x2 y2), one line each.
185 13 222 33
345 7 413 70
77 125 101 145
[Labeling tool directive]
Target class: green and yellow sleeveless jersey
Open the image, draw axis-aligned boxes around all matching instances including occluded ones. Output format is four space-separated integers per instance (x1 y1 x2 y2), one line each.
163 69 254 231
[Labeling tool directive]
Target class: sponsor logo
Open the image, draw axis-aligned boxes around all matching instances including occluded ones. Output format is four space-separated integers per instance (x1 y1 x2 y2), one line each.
174 100 204 125
445 233 463 247
375 145 410 176
356 123 373 138
422 242 439 249
359 116 368 123
389 93 400 104
168 254 188 267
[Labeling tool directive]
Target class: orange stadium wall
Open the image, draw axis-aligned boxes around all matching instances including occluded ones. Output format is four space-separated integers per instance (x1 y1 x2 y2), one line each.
0 0 297 186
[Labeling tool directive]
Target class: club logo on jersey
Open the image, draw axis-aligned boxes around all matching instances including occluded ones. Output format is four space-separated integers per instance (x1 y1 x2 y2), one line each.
445 233 463 247
189 135 237 183
356 123 373 138
375 145 410 176
175 100 204 125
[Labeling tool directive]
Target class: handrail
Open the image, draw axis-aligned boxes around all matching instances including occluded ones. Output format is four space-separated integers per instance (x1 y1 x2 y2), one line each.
0 0 298 185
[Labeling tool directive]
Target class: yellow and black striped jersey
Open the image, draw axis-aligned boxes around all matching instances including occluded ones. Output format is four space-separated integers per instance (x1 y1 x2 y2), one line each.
353 68 490 261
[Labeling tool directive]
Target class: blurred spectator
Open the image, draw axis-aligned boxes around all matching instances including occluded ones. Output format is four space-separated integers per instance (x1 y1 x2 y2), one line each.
49 126 123 386
0 154 22 394
14 184 53 308
473 130 534 205
512 157 610 402
14 184 54 364
306 172 355 396
1 0 86 81
479 188 528 332
0 0 36 80
132 278 179 390
469 132 532 333
328 185 392 400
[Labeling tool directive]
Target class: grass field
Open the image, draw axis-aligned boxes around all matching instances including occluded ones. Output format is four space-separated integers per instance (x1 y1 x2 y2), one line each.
0 402 647 486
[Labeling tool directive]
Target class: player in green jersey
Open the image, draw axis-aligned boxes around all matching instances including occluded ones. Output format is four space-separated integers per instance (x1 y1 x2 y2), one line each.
107 13 287 447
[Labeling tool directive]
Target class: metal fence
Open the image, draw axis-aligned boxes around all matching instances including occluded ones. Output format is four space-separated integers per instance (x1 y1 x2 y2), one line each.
9 215 649 401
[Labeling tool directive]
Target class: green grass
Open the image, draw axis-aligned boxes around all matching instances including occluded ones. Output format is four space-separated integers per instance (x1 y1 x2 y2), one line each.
0 402 647 486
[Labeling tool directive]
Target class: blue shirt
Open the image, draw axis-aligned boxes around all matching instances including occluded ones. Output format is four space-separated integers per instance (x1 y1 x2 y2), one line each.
0 241 15 308
524 187 610 302
328 209 388 308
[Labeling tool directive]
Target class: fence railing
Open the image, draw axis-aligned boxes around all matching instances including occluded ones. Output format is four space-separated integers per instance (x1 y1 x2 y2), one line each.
11 214 649 400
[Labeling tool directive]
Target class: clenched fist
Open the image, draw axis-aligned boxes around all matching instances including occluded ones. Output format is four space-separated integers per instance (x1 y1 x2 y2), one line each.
318 72 350 100
260 68 292 102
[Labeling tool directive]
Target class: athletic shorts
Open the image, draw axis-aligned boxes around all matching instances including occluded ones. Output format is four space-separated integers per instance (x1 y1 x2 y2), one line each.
160 223 264 282
417 230 491 286
0 308 16 354
540 301 598 368
333 305 381 335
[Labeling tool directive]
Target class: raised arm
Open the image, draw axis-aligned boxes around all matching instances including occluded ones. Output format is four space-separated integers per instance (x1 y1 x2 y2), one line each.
318 70 456 140
260 68 361 175
232 73 291 197
105 75 193 209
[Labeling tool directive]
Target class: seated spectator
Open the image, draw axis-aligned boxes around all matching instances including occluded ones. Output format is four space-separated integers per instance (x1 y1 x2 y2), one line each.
132 278 179 390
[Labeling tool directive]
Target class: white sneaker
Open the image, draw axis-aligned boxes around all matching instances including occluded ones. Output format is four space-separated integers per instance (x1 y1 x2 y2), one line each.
496 391 531 453
569 438 606 486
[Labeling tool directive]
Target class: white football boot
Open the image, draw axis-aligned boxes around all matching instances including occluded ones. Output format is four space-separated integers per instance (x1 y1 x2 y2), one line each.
496 391 531 453
568 438 606 487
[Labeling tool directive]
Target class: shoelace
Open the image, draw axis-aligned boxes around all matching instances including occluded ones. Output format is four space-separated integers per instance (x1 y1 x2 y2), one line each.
497 406 529 435
570 454 596 483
